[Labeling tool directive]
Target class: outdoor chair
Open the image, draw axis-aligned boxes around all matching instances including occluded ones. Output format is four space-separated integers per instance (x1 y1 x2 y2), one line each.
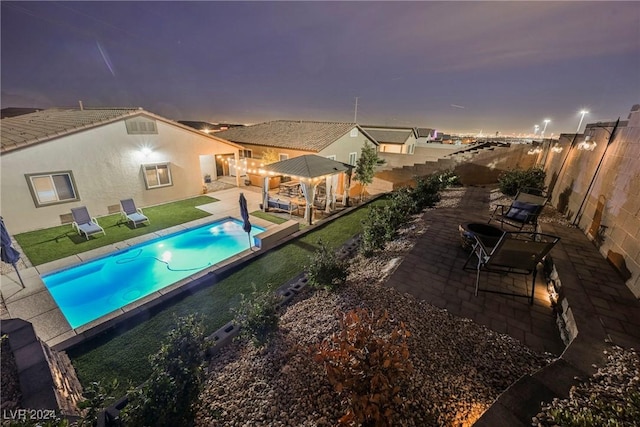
464 231 560 304
120 198 150 228
71 206 106 240
488 188 548 231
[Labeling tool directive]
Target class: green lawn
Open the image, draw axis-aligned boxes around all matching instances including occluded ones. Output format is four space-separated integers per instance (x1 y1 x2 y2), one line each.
67 198 387 396
15 196 218 265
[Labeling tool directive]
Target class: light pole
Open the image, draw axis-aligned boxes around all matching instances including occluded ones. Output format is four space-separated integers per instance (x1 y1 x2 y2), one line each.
541 119 550 138
576 110 588 133
534 124 540 136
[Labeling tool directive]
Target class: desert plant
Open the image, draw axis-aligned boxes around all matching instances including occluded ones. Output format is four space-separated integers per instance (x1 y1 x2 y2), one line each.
306 240 348 291
313 308 413 426
121 315 207 427
498 167 546 197
77 379 119 427
232 286 281 346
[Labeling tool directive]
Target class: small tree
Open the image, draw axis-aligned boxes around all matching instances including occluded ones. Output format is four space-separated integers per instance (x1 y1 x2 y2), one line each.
261 148 280 165
354 141 384 201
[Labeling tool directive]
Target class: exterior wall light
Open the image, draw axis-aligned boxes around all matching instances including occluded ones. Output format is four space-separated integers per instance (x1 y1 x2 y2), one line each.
140 146 153 157
551 143 563 153
527 147 543 155
577 136 597 151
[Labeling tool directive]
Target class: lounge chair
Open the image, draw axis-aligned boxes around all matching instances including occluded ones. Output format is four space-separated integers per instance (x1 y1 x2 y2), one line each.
488 188 548 231
464 231 560 304
120 199 150 228
71 206 106 240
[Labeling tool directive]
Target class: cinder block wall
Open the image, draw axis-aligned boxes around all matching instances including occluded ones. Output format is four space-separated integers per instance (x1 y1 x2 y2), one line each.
543 104 640 298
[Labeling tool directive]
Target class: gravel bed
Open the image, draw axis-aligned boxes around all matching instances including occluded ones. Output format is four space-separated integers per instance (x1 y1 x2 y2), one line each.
196 189 553 426
534 345 640 426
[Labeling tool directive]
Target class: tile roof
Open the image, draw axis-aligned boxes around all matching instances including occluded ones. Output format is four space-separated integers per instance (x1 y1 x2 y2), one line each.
214 120 363 152
261 154 350 179
416 127 435 138
362 128 413 144
1 108 142 153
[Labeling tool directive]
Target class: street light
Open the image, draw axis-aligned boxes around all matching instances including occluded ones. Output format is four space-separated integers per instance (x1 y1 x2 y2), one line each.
576 110 589 133
541 119 550 137
534 124 540 136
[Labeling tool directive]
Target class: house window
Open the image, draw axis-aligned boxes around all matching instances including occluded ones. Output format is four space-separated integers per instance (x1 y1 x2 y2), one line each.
125 117 158 134
348 152 357 165
279 154 289 161
408 144 415 154
26 171 79 207
240 149 252 158
143 163 172 189
350 128 358 137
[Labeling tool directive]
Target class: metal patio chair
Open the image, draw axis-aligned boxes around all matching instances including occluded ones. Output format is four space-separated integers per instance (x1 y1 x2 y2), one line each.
467 231 560 304
488 188 548 231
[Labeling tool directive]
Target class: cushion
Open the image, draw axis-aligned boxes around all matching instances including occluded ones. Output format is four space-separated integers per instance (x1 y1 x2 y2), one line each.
505 201 539 222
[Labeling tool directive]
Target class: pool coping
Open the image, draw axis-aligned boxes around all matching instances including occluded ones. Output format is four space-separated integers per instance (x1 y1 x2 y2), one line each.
1 214 276 350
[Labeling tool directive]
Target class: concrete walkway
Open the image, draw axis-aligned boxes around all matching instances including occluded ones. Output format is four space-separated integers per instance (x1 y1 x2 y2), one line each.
384 185 640 426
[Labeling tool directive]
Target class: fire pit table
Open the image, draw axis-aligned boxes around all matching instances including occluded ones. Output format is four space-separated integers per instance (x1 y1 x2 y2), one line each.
459 223 504 252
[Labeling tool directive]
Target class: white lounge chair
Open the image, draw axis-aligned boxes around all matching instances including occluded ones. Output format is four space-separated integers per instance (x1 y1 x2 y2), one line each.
71 206 106 240
120 199 150 228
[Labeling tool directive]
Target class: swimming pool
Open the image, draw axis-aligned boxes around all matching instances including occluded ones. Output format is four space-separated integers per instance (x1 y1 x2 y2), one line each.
42 218 265 329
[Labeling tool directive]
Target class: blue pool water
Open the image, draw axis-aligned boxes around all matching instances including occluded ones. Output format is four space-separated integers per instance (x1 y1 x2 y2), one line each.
42 218 265 329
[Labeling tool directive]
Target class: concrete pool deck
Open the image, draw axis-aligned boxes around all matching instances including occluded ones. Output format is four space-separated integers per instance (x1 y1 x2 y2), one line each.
0 187 276 348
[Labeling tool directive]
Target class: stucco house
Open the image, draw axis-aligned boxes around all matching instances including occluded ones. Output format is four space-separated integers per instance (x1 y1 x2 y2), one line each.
214 119 378 164
0 107 243 233
361 125 418 154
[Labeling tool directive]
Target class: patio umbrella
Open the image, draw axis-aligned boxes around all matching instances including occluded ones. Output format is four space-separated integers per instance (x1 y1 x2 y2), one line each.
239 192 253 250
0 217 25 288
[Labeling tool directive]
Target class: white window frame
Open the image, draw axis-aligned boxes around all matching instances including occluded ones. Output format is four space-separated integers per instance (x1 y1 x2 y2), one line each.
348 152 357 165
279 153 289 161
350 128 358 137
25 171 79 207
143 163 173 189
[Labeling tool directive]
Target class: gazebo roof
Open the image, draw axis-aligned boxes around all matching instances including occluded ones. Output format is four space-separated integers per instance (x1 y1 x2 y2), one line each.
261 154 351 179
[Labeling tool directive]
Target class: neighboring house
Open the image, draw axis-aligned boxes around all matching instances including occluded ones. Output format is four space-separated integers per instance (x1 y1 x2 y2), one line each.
0 107 243 233
361 125 418 154
214 119 379 167
178 120 244 134
416 127 436 146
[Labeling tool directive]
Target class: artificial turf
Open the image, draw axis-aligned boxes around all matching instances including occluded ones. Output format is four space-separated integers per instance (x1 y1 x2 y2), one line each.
14 196 218 265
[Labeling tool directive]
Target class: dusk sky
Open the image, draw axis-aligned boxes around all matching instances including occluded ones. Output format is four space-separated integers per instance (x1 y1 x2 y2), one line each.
2 1 639 135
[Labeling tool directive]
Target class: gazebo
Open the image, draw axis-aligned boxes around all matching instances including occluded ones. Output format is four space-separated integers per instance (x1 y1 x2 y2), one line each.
259 155 353 224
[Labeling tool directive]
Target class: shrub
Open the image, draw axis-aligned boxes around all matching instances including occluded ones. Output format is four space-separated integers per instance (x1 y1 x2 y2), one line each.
360 205 396 257
412 175 442 210
121 315 207 427
77 379 119 426
232 286 281 346
313 308 413 426
498 167 546 197
436 169 461 188
306 240 348 291
389 187 418 218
